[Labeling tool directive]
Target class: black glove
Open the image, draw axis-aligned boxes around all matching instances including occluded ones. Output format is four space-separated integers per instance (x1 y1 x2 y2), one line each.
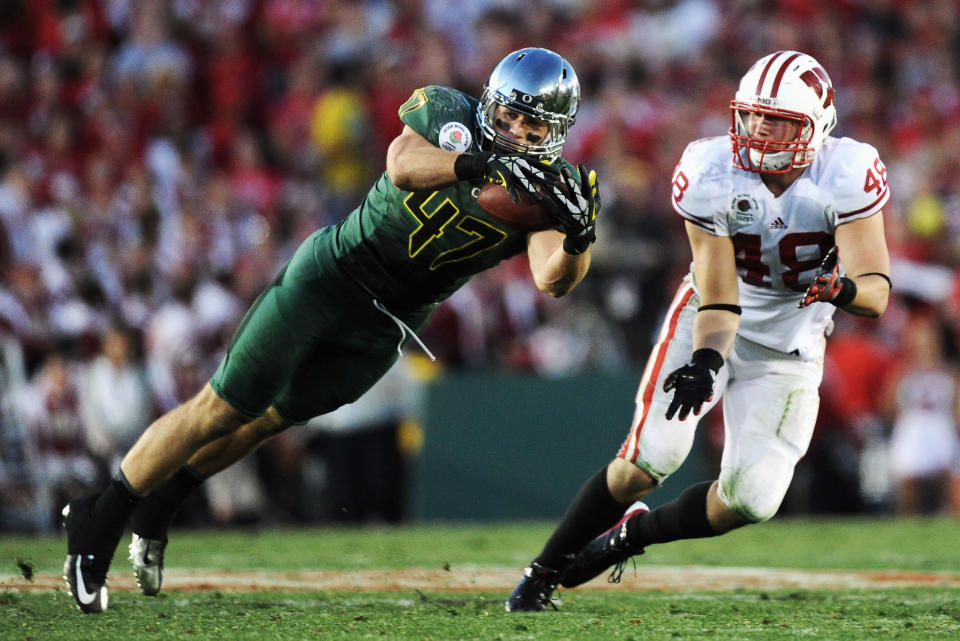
454 151 559 203
663 348 723 421
798 245 857 308
541 164 601 255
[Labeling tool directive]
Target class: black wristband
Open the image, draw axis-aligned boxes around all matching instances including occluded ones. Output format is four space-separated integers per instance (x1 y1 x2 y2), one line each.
454 153 484 181
562 234 592 255
690 348 724 373
830 276 858 307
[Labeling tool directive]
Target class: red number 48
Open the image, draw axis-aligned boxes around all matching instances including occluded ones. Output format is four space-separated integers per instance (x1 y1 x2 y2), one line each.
864 158 887 195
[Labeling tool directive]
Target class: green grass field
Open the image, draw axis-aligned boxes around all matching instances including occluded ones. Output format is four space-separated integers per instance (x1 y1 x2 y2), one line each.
2 516 959 640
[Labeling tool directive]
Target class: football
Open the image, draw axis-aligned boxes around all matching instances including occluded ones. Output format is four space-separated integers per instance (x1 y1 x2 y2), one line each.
476 183 556 232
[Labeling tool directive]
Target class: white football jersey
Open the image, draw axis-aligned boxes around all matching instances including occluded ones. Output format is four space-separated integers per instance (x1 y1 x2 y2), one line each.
671 135 890 359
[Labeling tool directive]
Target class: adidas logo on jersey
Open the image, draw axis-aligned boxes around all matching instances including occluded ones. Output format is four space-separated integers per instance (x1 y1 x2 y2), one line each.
768 217 787 230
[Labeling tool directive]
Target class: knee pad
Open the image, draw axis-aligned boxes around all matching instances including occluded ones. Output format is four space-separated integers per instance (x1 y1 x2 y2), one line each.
629 436 697 486
717 455 795 523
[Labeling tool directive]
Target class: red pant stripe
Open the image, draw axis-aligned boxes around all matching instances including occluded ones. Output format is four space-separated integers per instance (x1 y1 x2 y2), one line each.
618 281 695 463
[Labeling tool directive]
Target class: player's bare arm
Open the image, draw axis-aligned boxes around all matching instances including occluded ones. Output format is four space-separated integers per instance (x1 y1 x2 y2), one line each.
833 212 891 318
525 228 590 297
658 223 740 423
386 125 461 191
686 222 740 358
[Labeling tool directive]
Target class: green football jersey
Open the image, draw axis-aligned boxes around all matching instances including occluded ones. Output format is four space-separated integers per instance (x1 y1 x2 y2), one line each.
329 85 573 310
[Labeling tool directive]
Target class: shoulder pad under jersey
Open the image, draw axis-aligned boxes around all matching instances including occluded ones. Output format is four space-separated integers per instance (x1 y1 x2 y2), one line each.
671 136 731 235
398 85 479 153
816 137 890 224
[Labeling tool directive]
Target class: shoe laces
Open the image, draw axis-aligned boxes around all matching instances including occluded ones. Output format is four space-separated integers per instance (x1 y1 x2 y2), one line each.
527 565 561 609
535 588 560 611
607 556 636 584
605 521 637 585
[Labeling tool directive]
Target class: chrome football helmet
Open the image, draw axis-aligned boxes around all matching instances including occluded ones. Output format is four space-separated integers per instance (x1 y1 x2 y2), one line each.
730 51 838 173
476 47 580 161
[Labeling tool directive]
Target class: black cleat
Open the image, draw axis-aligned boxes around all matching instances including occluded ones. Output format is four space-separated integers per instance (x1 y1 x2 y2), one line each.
62 495 123 613
505 562 562 612
560 501 648 588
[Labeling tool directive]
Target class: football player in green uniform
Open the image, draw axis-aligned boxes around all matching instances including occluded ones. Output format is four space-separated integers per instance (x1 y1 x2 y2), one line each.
61 47 601 613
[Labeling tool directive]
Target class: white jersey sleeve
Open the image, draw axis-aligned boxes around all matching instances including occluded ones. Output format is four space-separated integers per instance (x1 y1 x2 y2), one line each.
668 136 890 361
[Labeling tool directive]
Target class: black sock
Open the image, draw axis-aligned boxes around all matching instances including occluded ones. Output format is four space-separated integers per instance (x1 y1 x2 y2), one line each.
89 471 143 531
625 480 719 547
534 467 630 571
130 465 204 540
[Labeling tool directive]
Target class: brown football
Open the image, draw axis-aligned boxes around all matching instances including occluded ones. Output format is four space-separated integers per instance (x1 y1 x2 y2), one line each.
476 183 556 232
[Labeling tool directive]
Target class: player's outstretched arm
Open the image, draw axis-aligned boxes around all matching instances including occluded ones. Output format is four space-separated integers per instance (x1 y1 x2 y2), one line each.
525 165 601 297
525 228 590 297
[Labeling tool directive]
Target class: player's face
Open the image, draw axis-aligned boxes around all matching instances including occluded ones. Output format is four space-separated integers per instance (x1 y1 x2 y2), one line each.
492 105 550 146
745 111 800 141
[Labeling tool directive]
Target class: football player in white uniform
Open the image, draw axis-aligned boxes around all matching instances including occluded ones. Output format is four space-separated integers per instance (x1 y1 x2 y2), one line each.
507 50 892 611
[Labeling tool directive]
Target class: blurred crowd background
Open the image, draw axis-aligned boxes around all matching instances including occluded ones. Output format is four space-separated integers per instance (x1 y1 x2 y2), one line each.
1 0 960 532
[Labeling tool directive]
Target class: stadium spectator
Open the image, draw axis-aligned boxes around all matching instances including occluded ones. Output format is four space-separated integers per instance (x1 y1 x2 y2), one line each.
309 59 377 219
21 349 99 531
883 311 960 515
304 354 426 523
796 313 898 514
110 0 191 92
143 268 199 413
79 322 154 475
0 291 31 531
202 452 268 527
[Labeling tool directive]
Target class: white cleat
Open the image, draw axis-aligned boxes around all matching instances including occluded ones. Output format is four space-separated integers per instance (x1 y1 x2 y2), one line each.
129 533 166 596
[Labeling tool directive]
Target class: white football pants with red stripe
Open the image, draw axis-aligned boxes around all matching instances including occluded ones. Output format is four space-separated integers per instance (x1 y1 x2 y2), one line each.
617 277 824 522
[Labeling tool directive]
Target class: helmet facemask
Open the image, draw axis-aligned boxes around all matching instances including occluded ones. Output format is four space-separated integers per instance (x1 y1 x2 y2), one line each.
476 48 580 162
478 96 564 159
730 103 815 173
